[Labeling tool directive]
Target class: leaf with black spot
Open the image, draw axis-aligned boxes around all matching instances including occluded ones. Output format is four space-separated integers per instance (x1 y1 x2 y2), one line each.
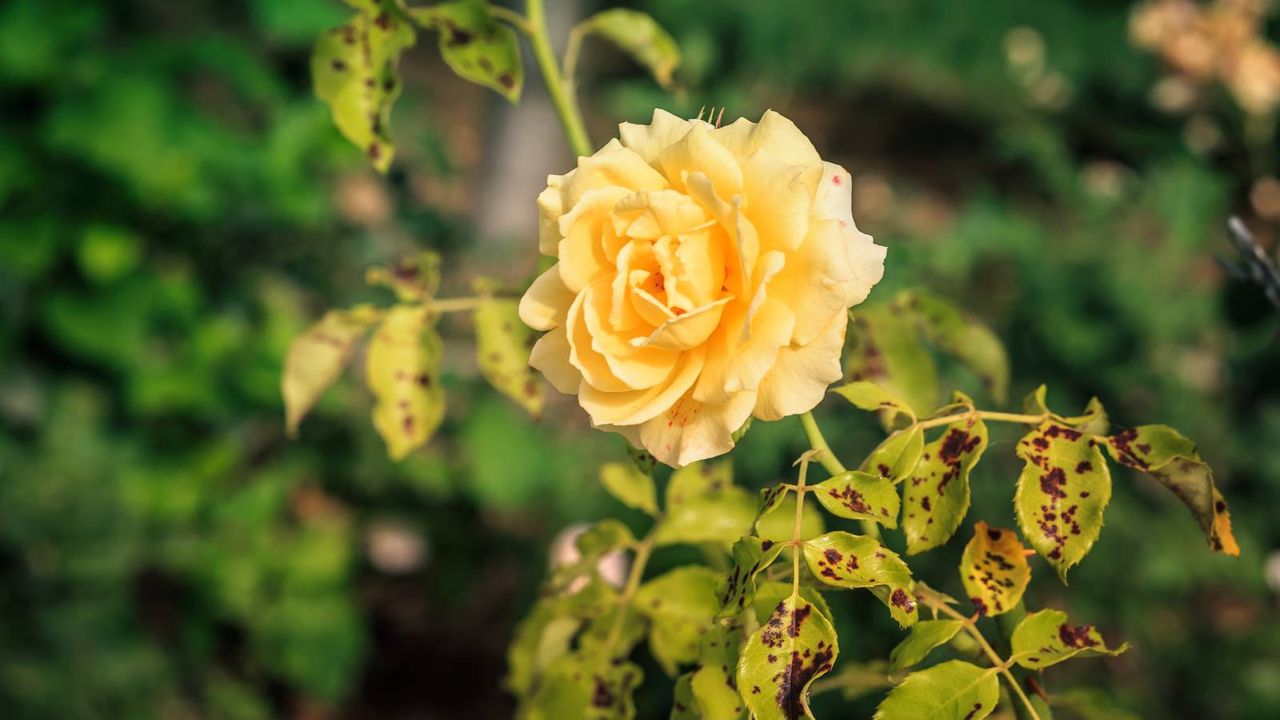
366 251 441 302
506 596 581 696
751 581 834 627
282 304 381 436
736 595 838 720
895 290 1009 405
474 293 543 418
312 4 415 171
832 380 917 426
860 425 925 483
845 304 940 418
521 652 643 720
655 461 756 547
1010 609 1128 670
902 415 988 555
888 619 965 672
802 531 918 627
959 522 1029 617
408 0 523 101
1102 425 1239 556
715 537 785 620
573 9 681 88
365 304 445 460
872 660 998 720
811 470 901 528
1014 418 1110 581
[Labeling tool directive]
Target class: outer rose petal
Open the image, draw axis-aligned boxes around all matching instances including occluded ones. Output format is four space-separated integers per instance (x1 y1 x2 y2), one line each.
753 310 847 421
537 172 567 256
564 139 669 207
635 388 757 467
518 264 575 331
530 328 581 395
618 109 696 166
579 346 706 427
771 217 885 345
711 110 822 167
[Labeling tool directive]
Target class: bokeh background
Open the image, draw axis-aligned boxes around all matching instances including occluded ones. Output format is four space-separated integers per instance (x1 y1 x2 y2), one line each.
2 0 1279 718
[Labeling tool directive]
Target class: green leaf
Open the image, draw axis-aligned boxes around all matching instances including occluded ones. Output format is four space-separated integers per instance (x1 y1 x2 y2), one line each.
365 304 445 460
832 380 917 425
366 251 441 302
888 619 965 671
873 660 999 720
507 598 581 695
902 417 988 555
1022 385 1109 436
811 470 901 528
859 426 925 483
312 6 415 171
819 660 894 703
599 462 658 516
282 304 381 435
751 581 834 627
846 304 939 417
522 653 643 720
634 566 721 676
716 537 785 620
897 291 1009 404
753 485 789 533
736 595 838 720
578 603 648 660
1010 609 1129 670
575 519 636 562
575 9 680 87
672 673 700 720
802 531 918 627
474 295 543 417
959 522 1030 617
690 662 747 720
408 0 522 101
1102 425 1239 556
655 461 755 547
1014 420 1111 581
756 495 826 545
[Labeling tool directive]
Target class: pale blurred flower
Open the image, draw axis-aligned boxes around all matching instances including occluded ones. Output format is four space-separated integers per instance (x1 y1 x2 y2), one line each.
549 523 629 591
1224 42 1280 116
1081 161 1132 200
1183 114 1224 153
1250 176 1280 219
335 173 392 225
365 520 427 574
1151 76 1200 113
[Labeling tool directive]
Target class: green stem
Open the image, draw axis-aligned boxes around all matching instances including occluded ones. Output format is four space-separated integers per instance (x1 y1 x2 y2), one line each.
915 410 1046 431
798 412 882 541
603 534 654 657
526 0 592 158
995 601 1054 720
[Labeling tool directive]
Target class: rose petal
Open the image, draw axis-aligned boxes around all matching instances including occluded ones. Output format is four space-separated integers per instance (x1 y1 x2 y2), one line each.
579 346 706 427
519 264 575 331
636 388 757 467
753 310 847 421
530 328 582 395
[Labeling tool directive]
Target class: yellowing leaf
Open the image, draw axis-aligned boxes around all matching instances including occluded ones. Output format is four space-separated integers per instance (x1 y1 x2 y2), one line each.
475 296 543 417
313 7 415 171
716 537 785 620
689 662 747 720
736 595 838 720
634 566 721 676
888 619 965 671
897 290 1010 405
1010 608 1129 670
506 597 581 696
656 460 755 547
846 305 940 419
282 304 381 435
576 9 681 87
522 653 643 720
1103 425 1239 556
959 522 1030 617
872 660 999 720
802 531 918 627
366 251 441 302
755 494 826 545
811 470 901 528
902 416 988 555
860 425 925 483
751 581 834 627
408 0 522 101
365 304 445 460
832 380 917 425
666 459 734 506
599 462 658 515
1014 420 1111 581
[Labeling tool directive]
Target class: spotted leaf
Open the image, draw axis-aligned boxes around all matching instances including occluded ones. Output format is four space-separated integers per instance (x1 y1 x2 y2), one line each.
521 652 643 720
888 619 965 671
715 537 785 620
751 581 834 627
282 304 381 436
845 304 940 417
507 597 581 696
312 5 415 171
902 416 988 555
755 494 826 545
366 251 441 302
1014 420 1111 581
802 531 918 627
1010 609 1129 670
408 0 522 101
599 462 658 516
1022 384 1109 436
811 470 901 528
832 380 916 426
475 295 544 417
872 660 998 720
859 425 925 483
365 304 445 460
736 595 838 720
634 566 721 676
896 290 1009 404
959 522 1030 617
575 9 681 88
1103 425 1239 556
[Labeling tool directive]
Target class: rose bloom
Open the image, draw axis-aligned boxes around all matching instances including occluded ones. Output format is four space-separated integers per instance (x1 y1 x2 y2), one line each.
519 110 885 467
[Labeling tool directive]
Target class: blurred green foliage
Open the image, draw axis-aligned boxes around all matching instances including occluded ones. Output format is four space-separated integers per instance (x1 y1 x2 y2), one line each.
1 0 1278 718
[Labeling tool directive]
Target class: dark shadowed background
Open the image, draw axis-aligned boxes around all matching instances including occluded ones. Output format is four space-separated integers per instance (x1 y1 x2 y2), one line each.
1 0 1279 717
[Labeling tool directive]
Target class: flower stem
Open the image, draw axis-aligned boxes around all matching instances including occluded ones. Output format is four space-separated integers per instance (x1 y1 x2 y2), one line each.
799 411 881 541
915 410 1046 431
603 533 654 657
525 0 592 158
996 600 1054 720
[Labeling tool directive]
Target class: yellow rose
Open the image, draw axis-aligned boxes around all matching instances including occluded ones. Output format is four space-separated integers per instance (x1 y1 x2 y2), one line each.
519 109 885 467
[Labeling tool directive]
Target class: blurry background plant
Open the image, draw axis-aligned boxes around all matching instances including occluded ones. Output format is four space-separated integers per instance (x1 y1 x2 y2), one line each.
1 0 1279 718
